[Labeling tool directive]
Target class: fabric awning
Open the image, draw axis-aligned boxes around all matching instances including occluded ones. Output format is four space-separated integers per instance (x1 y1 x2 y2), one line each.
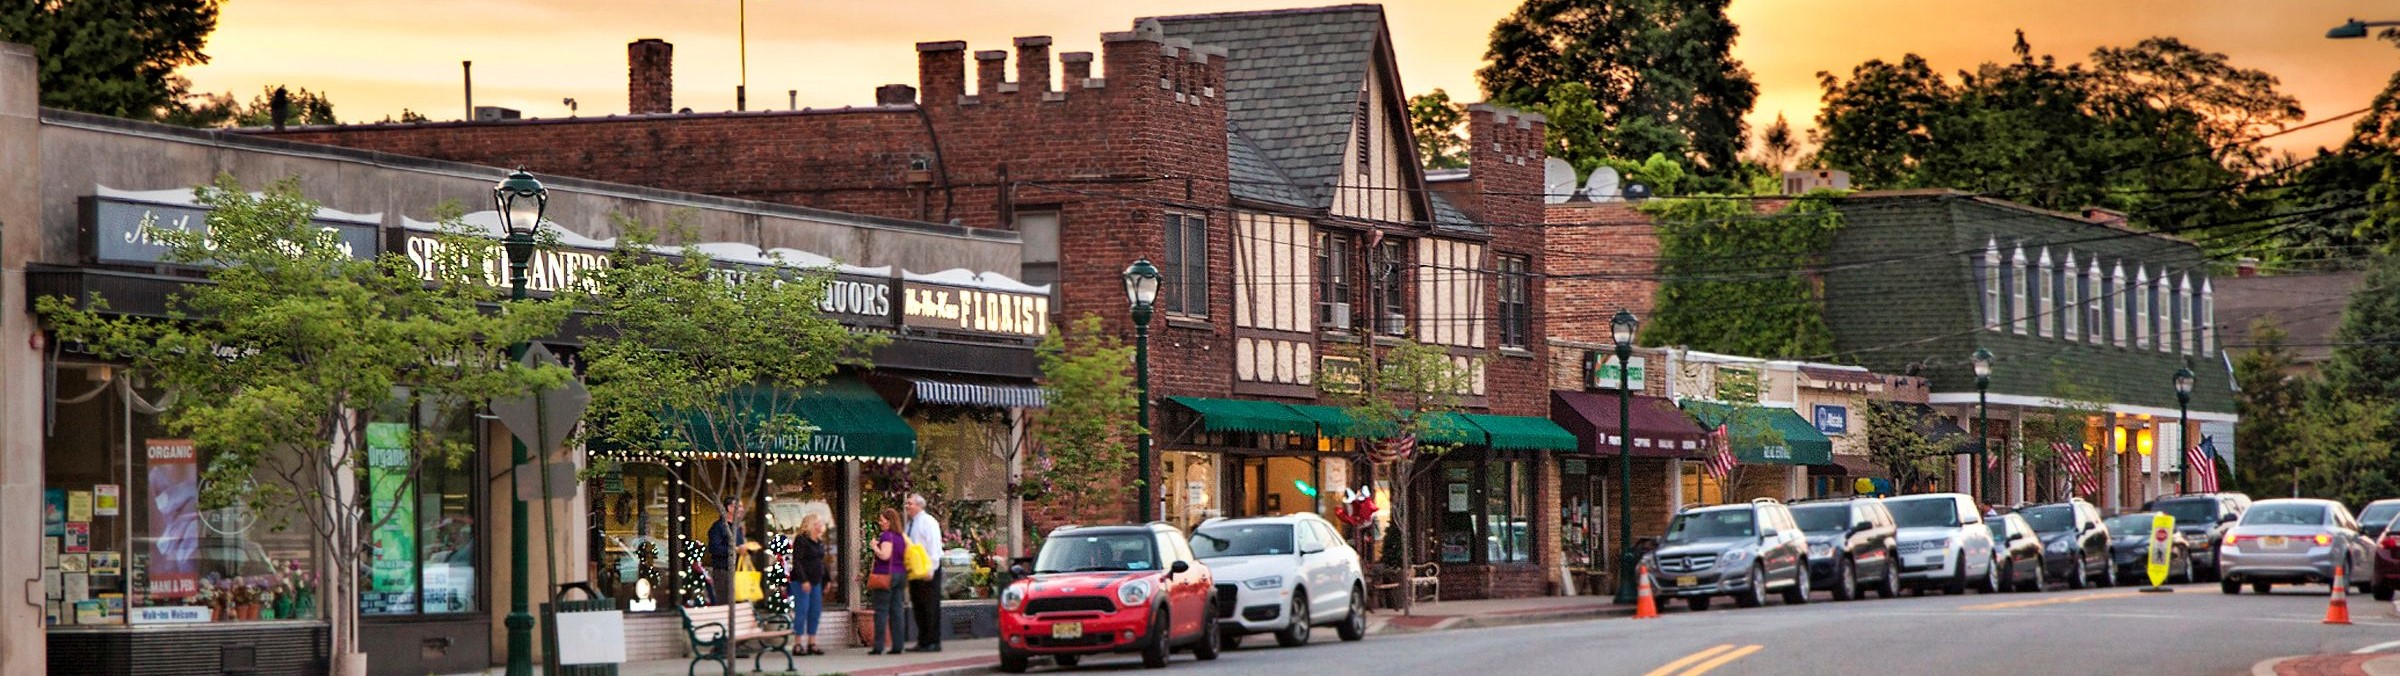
1679 400 1834 466
911 379 1046 408
1168 396 1317 436
590 376 918 461
1551 390 1712 458
1418 411 1482 447
1812 454 1886 477
1461 413 1579 452
1286 403 1367 438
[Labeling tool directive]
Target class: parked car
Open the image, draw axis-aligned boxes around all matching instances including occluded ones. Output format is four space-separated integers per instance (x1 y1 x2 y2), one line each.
998 524 1220 672
1644 498 1811 611
2144 493 2246 581
2022 499 2115 589
1789 497 1901 600
1881 493 1997 595
2218 498 2377 595
2361 499 2400 602
2103 512 2193 585
1187 513 1365 650
1985 513 2047 593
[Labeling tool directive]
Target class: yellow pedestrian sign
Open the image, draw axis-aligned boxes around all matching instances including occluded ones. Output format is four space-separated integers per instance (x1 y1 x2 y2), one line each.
2142 513 2175 592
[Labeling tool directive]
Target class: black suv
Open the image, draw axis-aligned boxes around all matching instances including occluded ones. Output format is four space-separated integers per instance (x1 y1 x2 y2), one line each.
2022 499 2115 588
1645 499 1811 611
2143 493 2247 582
1789 498 1900 601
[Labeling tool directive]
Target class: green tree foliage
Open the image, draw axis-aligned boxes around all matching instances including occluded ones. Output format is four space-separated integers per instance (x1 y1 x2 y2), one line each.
1638 194 1844 357
2325 253 2400 402
35 176 573 671
164 85 341 128
2232 319 2305 497
1754 112 1799 173
1322 338 1476 612
2287 393 2397 508
1407 89 1468 170
1478 0 1758 176
1859 401 1961 494
0 0 222 119
578 218 882 514
1032 314 1141 524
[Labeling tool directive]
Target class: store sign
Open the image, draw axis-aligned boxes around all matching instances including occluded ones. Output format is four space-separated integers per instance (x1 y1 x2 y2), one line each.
129 605 213 624
1319 355 1363 394
403 232 607 294
88 193 381 266
1813 404 1849 435
1715 366 1761 403
1587 353 1646 390
901 282 1049 338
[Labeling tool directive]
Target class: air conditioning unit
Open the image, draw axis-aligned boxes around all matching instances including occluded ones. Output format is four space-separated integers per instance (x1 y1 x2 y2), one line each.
1319 302 1352 330
1379 312 1408 336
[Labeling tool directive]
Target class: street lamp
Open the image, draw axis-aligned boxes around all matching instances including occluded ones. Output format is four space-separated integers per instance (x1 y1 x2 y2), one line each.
2326 18 2400 39
1971 348 1993 506
2175 367 2195 494
494 169 546 676
1124 259 1161 522
1609 309 1639 604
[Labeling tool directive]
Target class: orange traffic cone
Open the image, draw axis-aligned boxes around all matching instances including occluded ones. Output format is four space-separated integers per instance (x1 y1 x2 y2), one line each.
1633 564 1659 620
2324 564 2352 625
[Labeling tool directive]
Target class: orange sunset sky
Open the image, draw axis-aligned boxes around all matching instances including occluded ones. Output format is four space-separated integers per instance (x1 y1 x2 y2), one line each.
184 0 2399 155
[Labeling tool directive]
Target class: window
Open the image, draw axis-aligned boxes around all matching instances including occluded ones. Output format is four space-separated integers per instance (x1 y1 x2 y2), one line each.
1680 463 1726 506
1295 521 1324 553
2009 246 2027 334
1375 238 1408 335
1013 210 1060 291
1485 458 1535 563
2111 264 2128 347
2036 249 2054 338
2200 278 2216 354
2181 274 2197 355
1315 230 1355 331
1498 254 1532 347
2064 252 2081 341
1354 87 1371 173
1981 240 2001 331
1162 212 1209 317
361 396 482 616
2133 266 2150 349
2169 274 2186 354
2084 261 2103 345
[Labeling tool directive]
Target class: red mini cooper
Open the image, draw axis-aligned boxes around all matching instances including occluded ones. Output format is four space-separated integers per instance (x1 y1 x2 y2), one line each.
998 523 1220 671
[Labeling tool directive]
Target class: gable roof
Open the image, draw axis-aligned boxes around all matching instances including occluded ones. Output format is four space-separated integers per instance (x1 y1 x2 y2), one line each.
2212 270 2364 365
1145 5 1396 211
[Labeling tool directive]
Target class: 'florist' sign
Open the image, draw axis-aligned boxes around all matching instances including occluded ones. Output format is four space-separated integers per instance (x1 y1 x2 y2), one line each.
85 188 382 266
902 281 1049 338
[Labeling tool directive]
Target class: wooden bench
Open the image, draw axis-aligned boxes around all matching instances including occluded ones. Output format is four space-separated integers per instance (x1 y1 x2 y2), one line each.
1369 562 1442 610
678 603 793 676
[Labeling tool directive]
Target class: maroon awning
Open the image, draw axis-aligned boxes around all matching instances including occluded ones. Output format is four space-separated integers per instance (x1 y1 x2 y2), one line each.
1550 390 1712 458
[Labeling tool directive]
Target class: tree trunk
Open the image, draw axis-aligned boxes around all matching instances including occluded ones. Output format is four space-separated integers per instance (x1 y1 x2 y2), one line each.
1393 457 1414 616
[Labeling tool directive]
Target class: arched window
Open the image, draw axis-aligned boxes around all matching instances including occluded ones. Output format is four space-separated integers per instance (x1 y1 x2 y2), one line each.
2179 273 2196 354
2200 278 2216 354
2134 265 2150 349
2036 249 2054 338
2110 263 2127 347
2063 251 2080 341
2012 246 2029 335
1982 239 2001 331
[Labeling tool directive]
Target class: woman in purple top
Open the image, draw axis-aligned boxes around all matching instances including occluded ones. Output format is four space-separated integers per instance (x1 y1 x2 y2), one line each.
869 508 911 655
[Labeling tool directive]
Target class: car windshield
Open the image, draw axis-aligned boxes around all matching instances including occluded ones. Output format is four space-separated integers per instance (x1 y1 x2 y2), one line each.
1789 505 1850 534
2155 500 2218 527
1664 510 1756 543
1190 524 1293 559
1034 532 1160 573
2241 503 2329 527
2105 514 2154 536
2357 503 2400 527
2020 505 2075 533
1886 499 1960 528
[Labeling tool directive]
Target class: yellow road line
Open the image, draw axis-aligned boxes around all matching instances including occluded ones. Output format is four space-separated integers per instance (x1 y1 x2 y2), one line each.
1680 644 1764 676
1641 644 1736 676
1960 590 2141 611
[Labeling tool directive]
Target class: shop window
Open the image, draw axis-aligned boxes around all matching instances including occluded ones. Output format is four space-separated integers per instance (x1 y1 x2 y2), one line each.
1681 463 1725 506
1162 212 1209 317
1434 455 1535 565
594 462 678 607
1498 254 1531 348
1560 459 1603 572
1161 452 1222 533
359 395 482 617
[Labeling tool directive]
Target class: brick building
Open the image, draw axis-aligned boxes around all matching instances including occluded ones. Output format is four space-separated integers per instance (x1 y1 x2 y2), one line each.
264 4 1573 599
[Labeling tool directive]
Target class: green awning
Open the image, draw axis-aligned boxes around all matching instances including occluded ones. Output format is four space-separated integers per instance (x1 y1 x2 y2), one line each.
1461 414 1578 452
1286 404 1363 438
1679 401 1833 466
1417 411 1481 446
592 377 918 461
1168 396 1316 436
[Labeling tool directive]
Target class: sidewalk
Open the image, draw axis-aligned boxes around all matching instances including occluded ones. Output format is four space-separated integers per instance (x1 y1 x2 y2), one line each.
445 639 1000 676
2250 654 2400 676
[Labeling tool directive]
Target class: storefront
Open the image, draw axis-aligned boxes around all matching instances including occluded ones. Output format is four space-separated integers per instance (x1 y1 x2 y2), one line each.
1678 401 1836 503
1549 390 1710 594
1157 397 1366 532
1407 413 1577 599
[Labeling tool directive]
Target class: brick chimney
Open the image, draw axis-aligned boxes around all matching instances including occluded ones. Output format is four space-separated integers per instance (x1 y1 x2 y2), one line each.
917 41 968 107
2083 206 2129 228
2237 257 2260 278
628 39 673 115
875 84 917 106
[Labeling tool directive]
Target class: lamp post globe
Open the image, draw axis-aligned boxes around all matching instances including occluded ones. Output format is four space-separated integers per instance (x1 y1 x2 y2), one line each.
493 170 546 676
1609 310 1640 603
1123 259 1161 521
1970 348 1993 506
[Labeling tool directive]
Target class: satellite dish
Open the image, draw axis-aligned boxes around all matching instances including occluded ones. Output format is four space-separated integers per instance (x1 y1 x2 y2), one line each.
1543 157 1577 205
1584 166 1622 203
1623 182 1652 200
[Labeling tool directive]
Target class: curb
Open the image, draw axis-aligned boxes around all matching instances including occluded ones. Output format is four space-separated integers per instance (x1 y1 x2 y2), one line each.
1367 604 1636 635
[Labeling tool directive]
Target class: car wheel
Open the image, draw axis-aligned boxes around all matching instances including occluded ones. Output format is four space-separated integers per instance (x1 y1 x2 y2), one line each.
1193 602 1221 661
1056 655 1082 668
998 650 1030 673
2098 556 2118 588
1218 631 1242 653
1946 554 1969 595
1784 561 1812 605
2221 578 2240 594
1832 557 1858 601
2252 581 2272 594
2373 579 2395 602
2022 564 2048 593
1738 568 1767 608
2175 555 2194 584
1274 592 1311 647
2069 557 2088 590
1141 610 1171 669
1336 588 1367 642
1878 554 1902 599
1980 557 2003 594
1688 595 1712 611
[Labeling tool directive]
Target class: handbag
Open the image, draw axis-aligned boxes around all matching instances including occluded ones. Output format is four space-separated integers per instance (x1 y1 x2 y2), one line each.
732 553 765 603
904 542 933 582
866 571 893 591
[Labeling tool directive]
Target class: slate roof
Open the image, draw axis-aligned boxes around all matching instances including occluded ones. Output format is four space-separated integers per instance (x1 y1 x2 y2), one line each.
1227 126 1308 207
1147 5 1387 210
2211 271 2363 366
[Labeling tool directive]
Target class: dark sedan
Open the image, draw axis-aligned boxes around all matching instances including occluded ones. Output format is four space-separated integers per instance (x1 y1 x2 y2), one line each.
1985 513 2047 592
2023 500 2115 588
2104 512 2191 585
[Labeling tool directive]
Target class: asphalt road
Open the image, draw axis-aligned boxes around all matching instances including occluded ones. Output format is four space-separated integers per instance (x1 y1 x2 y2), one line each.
992 582 2400 676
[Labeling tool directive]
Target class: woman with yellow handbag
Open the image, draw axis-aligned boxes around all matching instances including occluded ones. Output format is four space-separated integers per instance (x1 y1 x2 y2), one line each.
867 508 911 655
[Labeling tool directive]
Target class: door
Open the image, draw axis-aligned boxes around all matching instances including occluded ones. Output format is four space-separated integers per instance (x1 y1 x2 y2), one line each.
1156 532 1202 639
1317 521 1357 613
1295 521 1334 619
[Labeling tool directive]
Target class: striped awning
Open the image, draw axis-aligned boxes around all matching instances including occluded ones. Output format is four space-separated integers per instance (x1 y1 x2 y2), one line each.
912 380 1047 408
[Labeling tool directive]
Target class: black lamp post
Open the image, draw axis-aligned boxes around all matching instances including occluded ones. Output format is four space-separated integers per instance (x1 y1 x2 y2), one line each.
2175 367 2195 494
1971 348 1993 506
1124 259 1161 522
494 170 546 676
1610 309 1640 603
2327 18 2400 39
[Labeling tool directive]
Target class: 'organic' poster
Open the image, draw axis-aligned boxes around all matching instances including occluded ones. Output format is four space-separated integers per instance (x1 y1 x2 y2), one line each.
145 439 199 600
364 422 418 614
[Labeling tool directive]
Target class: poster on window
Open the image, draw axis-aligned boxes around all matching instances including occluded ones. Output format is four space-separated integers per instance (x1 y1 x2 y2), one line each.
95 485 120 517
145 439 200 600
364 422 418 614
44 489 64 536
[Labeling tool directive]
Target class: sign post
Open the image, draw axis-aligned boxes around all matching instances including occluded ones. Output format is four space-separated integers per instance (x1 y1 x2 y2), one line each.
2141 513 2176 592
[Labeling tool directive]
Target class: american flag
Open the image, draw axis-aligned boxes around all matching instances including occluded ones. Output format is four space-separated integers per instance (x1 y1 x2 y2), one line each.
2055 441 2101 497
1373 431 1415 463
1704 424 1737 479
2186 437 2220 493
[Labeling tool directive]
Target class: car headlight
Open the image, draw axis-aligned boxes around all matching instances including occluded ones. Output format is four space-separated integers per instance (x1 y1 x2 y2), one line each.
999 585 1026 612
1722 548 1752 565
1920 537 1950 551
1243 577 1284 590
1117 579 1155 607
2047 539 2073 553
1809 543 1835 558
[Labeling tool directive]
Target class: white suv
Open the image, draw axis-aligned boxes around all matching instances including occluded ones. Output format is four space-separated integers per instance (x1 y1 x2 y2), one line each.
1881 493 1998 594
1189 513 1366 649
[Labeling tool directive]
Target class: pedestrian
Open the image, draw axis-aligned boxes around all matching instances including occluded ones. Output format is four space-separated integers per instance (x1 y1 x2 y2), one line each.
706 497 747 606
904 493 945 652
869 508 911 655
789 513 830 656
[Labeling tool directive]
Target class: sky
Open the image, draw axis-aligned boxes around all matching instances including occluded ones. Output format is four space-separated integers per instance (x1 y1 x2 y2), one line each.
183 0 2400 155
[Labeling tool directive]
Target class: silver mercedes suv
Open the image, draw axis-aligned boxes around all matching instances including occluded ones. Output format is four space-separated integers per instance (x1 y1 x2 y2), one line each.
1644 498 1811 611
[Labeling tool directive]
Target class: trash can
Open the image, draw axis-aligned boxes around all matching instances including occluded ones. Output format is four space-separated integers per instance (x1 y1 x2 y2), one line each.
542 582 624 676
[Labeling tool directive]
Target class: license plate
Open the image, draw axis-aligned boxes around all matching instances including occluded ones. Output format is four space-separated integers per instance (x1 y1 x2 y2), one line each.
1676 576 1698 587
1050 622 1083 640
2263 536 2287 549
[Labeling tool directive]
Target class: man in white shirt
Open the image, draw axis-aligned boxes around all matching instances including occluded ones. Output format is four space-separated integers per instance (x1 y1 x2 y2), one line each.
904 493 945 652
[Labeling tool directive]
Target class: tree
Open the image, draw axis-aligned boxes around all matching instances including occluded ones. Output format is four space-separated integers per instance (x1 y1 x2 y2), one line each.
1860 401 1960 494
0 0 222 119
1322 338 1477 614
2287 392 2397 508
2019 371 2110 501
2232 319 2306 497
1478 0 1758 175
1029 314 1141 524
35 176 573 674
1407 89 1468 170
1638 194 1844 357
1754 112 1799 173
1810 55 1950 189
577 218 883 530
160 85 342 129
2325 253 2400 402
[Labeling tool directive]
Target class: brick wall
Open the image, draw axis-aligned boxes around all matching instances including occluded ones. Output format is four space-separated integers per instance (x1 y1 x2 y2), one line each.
1465 105 1549 420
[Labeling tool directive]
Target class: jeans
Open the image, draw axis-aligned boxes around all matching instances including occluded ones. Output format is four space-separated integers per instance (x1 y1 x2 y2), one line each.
909 568 943 647
871 583 910 653
791 584 824 638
